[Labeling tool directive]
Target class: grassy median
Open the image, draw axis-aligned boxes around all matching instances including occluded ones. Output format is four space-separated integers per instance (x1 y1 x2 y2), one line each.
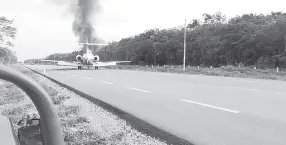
0 66 169 145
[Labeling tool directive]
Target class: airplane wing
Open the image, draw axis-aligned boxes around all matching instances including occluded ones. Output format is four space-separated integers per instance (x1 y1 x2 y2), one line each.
39 60 58 63
57 61 79 66
78 43 108 46
93 61 130 67
39 60 79 67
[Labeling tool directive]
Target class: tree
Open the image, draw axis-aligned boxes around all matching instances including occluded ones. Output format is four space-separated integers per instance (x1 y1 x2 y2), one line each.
0 16 17 64
0 16 17 47
44 11 286 68
0 47 17 64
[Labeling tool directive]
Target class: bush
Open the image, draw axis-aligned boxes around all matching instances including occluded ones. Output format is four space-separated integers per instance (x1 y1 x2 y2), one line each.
51 94 70 105
0 47 17 64
58 105 81 117
41 85 58 96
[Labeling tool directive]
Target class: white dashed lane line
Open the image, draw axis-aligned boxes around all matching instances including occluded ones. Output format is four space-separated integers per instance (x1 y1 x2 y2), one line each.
181 99 240 114
71 74 76 77
84 77 92 80
101 81 113 84
129 87 150 93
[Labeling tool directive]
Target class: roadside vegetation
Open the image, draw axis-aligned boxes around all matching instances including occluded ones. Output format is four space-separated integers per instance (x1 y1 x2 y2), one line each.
39 11 286 81
110 65 286 81
0 16 17 64
0 66 168 145
43 12 286 72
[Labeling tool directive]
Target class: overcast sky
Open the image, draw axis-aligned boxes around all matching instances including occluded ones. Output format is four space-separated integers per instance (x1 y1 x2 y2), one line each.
0 0 285 61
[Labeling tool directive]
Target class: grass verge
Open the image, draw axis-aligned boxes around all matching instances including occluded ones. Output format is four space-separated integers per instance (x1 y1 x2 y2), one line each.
0 66 170 145
108 65 286 81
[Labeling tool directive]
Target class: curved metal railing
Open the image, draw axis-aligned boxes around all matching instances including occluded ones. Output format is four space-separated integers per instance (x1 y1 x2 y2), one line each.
0 65 65 145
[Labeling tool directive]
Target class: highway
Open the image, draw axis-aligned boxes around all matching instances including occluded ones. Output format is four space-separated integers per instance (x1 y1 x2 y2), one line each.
27 65 286 145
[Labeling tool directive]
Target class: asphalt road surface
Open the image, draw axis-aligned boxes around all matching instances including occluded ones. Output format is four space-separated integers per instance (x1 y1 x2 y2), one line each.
26 65 286 145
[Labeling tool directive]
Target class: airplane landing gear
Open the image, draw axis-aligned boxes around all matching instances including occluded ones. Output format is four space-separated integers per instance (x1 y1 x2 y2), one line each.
95 66 99 70
78 66 82 69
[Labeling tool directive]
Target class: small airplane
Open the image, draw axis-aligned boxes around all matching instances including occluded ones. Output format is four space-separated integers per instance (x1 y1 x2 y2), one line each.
40 39 130 69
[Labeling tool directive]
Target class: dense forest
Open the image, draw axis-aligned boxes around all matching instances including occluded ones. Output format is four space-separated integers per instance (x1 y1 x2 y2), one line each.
46 11 286 69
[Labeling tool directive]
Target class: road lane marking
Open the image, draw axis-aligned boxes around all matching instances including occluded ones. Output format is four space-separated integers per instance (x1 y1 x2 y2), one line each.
84 77 92 80
224 86 285 94
101 81 113 84
181 99 240 114
71 74 76 77
238 80 268 83
129 87 150 93
199 84 286 94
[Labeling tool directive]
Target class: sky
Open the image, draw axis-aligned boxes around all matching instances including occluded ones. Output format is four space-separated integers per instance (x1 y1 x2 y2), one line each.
0 0 285 61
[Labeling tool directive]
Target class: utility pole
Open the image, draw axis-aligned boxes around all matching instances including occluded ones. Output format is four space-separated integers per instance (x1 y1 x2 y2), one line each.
183 19 187 71
284 27 286 52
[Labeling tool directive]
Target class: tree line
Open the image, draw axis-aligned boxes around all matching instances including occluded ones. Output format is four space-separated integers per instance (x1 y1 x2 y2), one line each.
46 11 286 69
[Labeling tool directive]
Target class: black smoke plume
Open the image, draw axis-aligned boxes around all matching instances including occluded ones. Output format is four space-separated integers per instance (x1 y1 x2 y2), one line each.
47 0 101 43
46 0 104 53
72 0 101 43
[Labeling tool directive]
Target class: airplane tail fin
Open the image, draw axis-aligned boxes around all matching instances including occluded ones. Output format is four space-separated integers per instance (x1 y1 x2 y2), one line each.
85 38 93 54
86 46 92 54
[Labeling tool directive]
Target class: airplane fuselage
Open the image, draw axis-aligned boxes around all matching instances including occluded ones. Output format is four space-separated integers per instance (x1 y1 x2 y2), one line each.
81 53 95 65
76 51 100 68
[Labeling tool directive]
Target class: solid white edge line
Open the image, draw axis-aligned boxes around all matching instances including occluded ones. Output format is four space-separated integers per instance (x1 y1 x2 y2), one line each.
227 86 285 94
181 99 240 114
101 81 113 84
129 87 150 93
84 77 92 80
